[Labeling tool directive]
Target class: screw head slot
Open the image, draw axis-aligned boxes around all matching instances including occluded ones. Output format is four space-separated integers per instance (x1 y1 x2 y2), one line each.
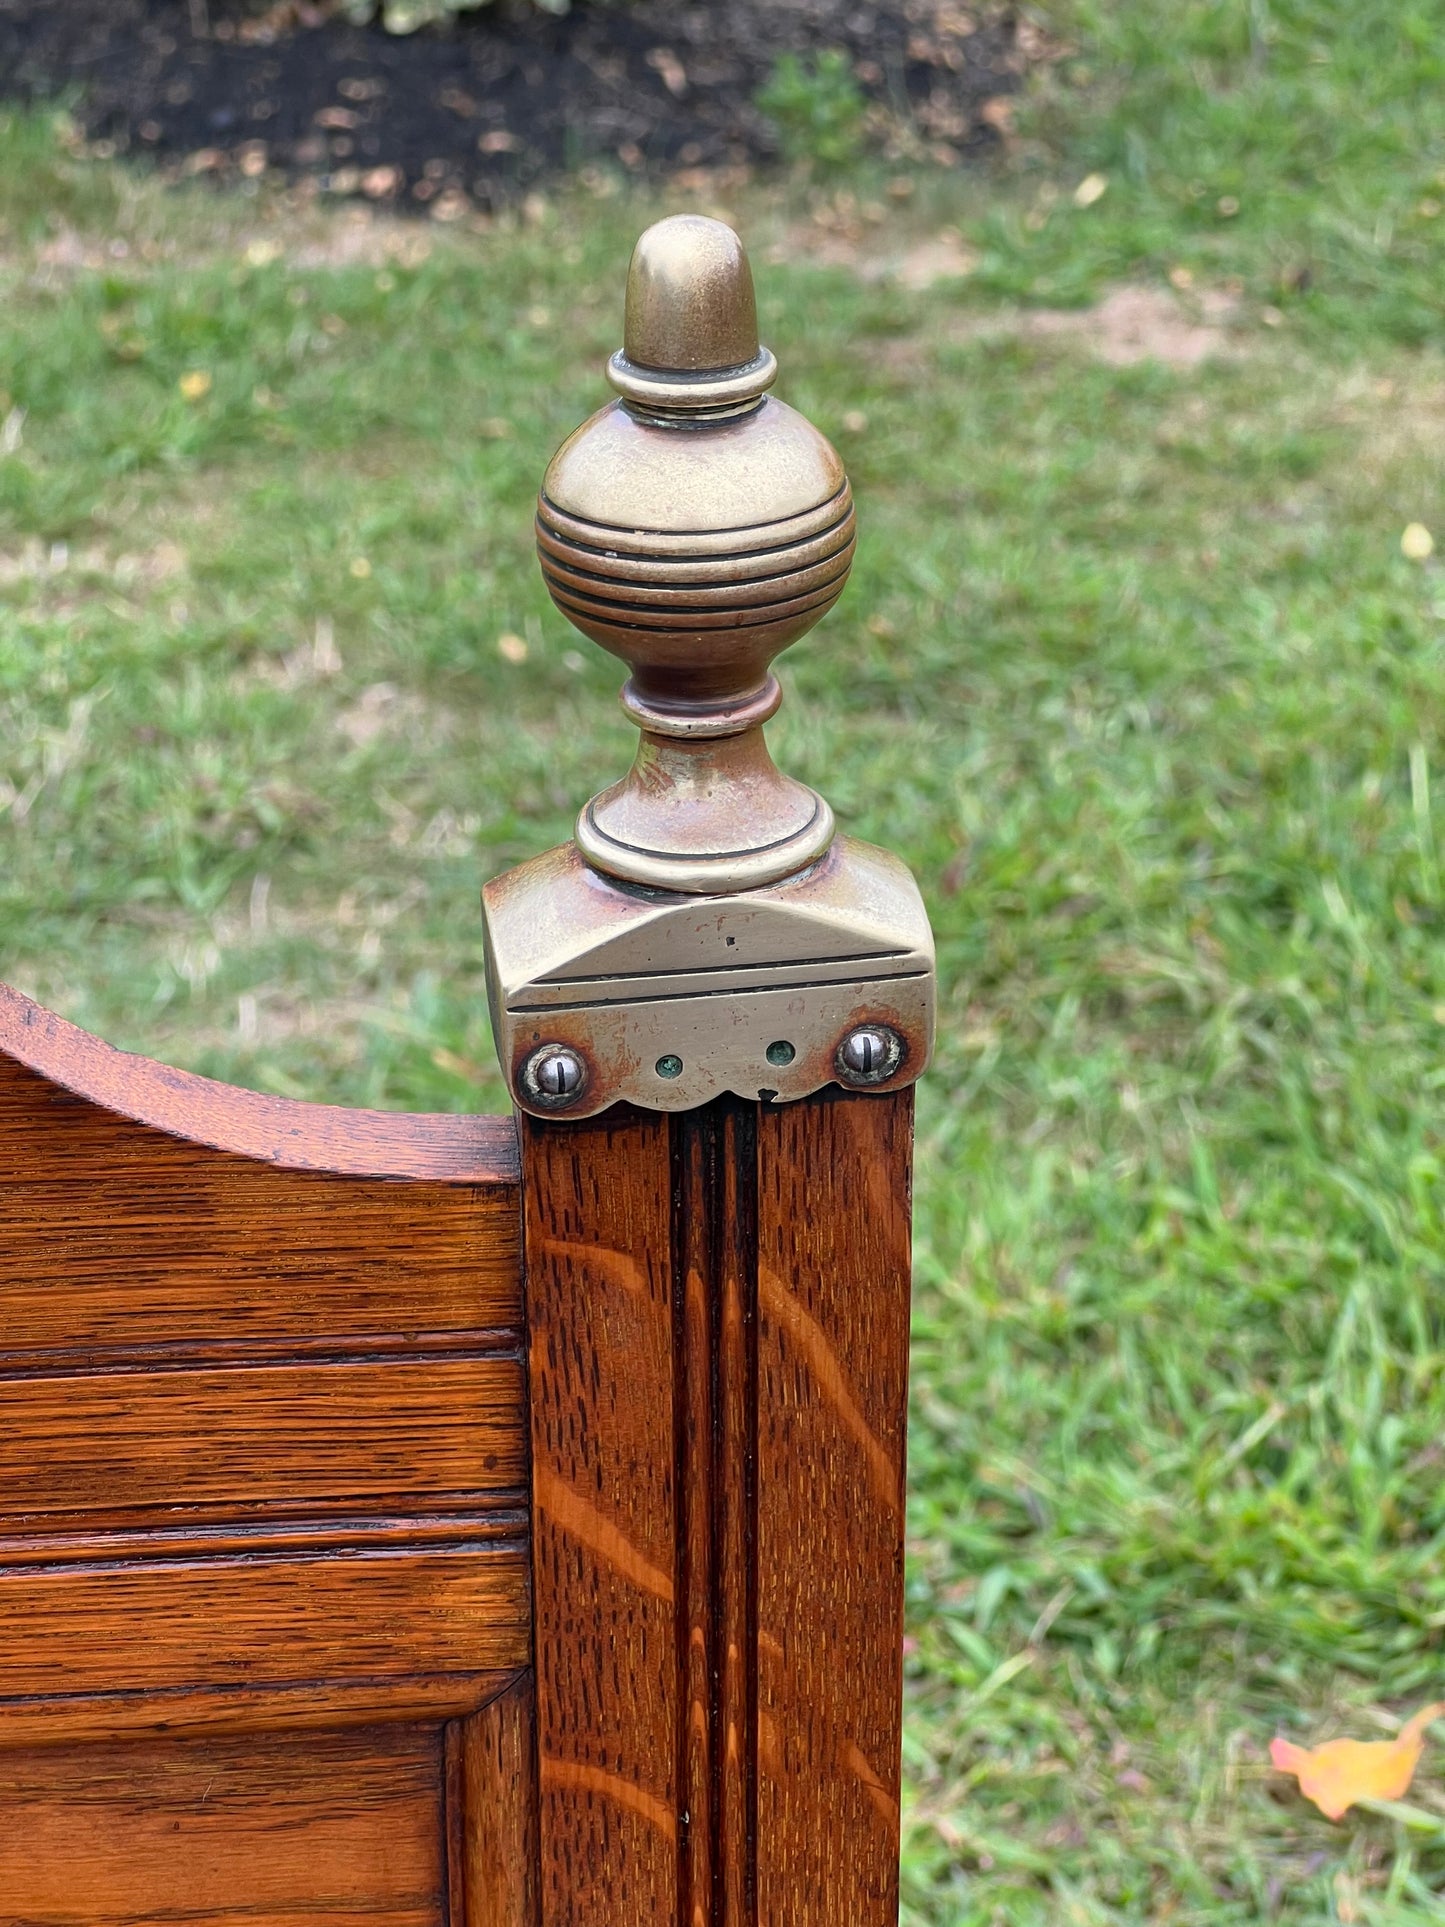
835 1024 904 1087
521 1043 588 1109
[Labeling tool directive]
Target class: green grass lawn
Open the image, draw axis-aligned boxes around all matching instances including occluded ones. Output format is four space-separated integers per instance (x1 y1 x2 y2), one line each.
3 2 1445 1918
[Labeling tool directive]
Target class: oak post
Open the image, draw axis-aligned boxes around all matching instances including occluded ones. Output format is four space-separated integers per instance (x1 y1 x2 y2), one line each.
486 218 935 1926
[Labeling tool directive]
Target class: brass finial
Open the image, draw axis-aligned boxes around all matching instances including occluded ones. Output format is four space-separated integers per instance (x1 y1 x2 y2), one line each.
609 215 778 412
488 217 932 1115
536 216 855 894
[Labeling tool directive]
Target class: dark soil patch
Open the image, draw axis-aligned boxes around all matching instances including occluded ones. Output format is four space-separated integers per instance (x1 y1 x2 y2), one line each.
0 0 1041 217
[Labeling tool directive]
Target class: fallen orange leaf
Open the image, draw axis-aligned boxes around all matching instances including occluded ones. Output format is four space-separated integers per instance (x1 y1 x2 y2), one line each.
1271 1703 1445 1821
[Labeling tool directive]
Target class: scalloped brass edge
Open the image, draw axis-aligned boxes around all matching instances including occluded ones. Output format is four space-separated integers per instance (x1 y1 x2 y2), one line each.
483 838 935 1120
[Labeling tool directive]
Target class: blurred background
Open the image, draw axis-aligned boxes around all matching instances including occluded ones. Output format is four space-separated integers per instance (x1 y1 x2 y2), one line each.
1 1 1443 1917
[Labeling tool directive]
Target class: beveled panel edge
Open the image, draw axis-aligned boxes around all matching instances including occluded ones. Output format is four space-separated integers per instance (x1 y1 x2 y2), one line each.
0 1666 530 1749
0 983 519 1184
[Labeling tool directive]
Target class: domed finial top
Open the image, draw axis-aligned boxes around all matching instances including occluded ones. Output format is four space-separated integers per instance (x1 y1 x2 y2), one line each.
608 216 778 412
625 216 758 371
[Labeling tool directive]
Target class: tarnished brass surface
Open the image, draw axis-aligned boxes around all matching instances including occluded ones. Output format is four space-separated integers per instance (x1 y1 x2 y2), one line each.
536 213 855 894
576 731 835 897
608 212 779 413
483 213 936 1116
623 214 760 372
484 837 933 1120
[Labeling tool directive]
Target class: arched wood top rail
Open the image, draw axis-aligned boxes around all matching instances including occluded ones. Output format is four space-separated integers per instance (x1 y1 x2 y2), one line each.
0 982 518 1184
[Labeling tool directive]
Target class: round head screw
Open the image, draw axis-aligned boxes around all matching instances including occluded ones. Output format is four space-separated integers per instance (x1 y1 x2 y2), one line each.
835 1025 904 1087
520 1043 587 1110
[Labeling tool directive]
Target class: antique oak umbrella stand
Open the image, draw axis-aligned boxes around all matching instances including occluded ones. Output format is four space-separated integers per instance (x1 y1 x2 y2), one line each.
0 217 936 1926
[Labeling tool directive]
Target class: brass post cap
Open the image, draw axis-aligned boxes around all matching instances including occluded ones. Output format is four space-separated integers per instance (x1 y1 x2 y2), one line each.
608 215 778 413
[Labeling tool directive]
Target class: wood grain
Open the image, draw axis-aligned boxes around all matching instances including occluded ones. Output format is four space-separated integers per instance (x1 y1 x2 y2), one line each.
756 1090 912 1927
0 1723 446 1925
0 984 538 1922
0 981 913 1921
0 1670 525 1747
676 1102 758 1927
0 1537 531 1700
462 1674 540 1927
0 1355 526 1519
0 982 516 1180
521 1089 914 1927
0 1020 522 1357
522 1106 680 1927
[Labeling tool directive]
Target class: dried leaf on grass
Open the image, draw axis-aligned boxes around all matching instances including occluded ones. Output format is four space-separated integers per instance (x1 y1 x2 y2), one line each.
1270 1703 1445 1821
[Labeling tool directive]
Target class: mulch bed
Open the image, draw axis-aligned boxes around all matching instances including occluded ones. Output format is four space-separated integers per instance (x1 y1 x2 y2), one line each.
0 0 1046 217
